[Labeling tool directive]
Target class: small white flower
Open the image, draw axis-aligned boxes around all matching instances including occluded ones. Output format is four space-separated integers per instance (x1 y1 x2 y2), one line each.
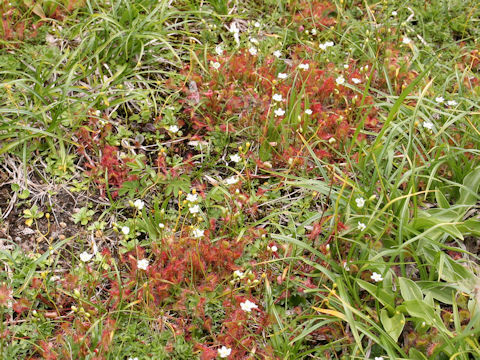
422 121 434 130
229 22 240 46
447 100 458 106
133 199 144 210
137 258 149 271
210 61 221 70
357 222 366 231
168 125 179 133
249 46 258 56
80 251 93 262
158 222 165 229
319 41 334 50
273 50 282 58
391 10 398 16
234 270 244 278
128 357 139 360
298 63 309 70
336 75 345 85
274 108 285 117
270 245 278 252
218 346 232 358
305 109 312 115
352 78 361 84
311 28 317 36
240 299 258 312
375 357 384 360
249 37 259 44
121 226 130 235
355 197 365 208
215 44 223 56
371 272 383 282
272 93 283 102
186 193 198 202
230 154 242 163
278 72 288 79
189 204 201 214
192 228 204 238
254 21 261 28
229 22 239 34
435 96 445 104
342 261 350 271
343 64 349 69
402 36 411 45
225 176 239 185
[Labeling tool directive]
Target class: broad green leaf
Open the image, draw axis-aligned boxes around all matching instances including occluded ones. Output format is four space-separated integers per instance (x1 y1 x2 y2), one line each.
458 167 480 207
356 279 395 309
380 309 405 342
435 189 450 209
402 299 451 335
399 277 423 302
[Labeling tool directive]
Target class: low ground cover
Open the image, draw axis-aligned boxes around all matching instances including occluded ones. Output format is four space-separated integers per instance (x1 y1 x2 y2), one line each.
1 0 480 359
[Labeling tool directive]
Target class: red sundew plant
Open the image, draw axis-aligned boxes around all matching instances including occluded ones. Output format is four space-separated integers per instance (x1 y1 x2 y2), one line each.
290 0 337 29
0 0 85 44
180 46 384 170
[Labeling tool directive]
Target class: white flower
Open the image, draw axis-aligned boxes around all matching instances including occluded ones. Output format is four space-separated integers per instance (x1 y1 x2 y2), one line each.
274 108 285 117
230 154 241 163
277 72 288 79
447 100 458 106
352 78 361 84
273 50 282 58
249 37 259 44
168 125 179 133
249 46 258 56
371 272 383 282
391 10 398 16
311 28 317 36
422 121 434 130
225 176 239 185
121 226 130 235
435 96 445 104
240 299 258 312
355 197 365 208
336 75 345 85
186 193 198 202
298 63 309 70
215 44 223 55
272 93 283 102
342 261 350 271
133 199 144 210
402 36 411 45
357 222 366 231
189 204 201 214
128 357 139 360
254 21 261 28
137 258 149 270
192 228 204 238
229 22 239 34
305 109 312 115
233 270 244 278
80 251 93 262
210 61 221 70
319 41 334 50
229 22 240 46
158 222 165 229
218 346 232 358
270 245 278 252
